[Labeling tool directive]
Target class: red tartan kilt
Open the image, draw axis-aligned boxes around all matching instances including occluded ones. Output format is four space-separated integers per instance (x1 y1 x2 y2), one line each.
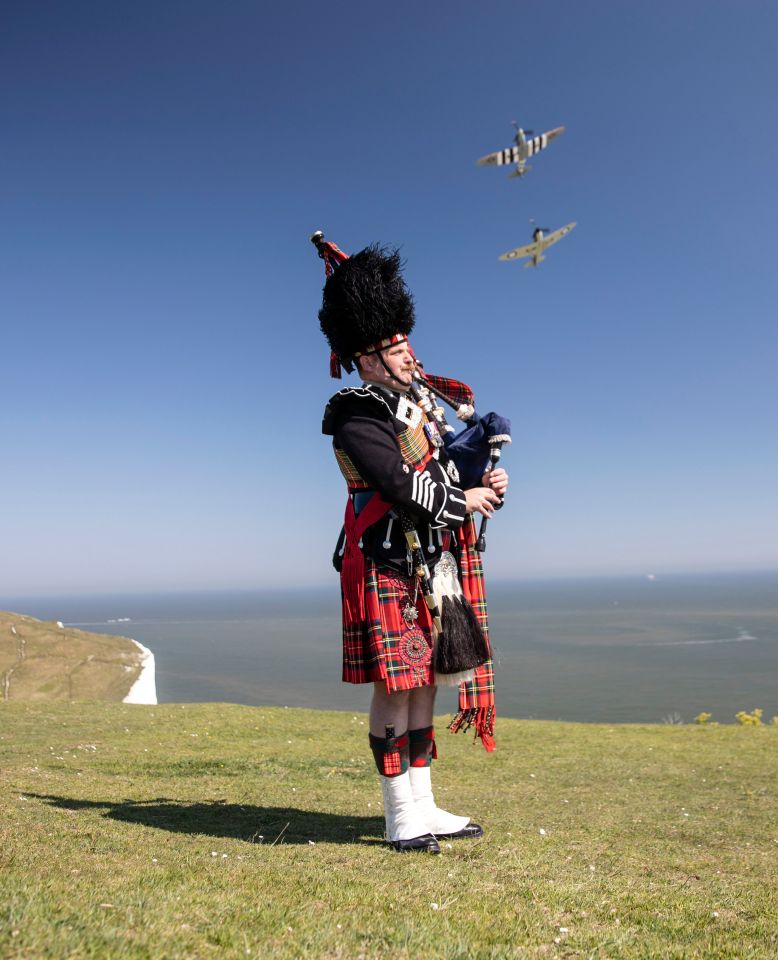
342 560 437 691
339 515 496 750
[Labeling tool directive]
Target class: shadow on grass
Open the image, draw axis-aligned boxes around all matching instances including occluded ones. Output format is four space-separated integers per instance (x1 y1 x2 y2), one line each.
27 793 384 846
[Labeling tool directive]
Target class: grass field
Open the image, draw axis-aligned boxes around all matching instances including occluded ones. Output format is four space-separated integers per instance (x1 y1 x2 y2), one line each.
1 612 142 702
1 702 776 959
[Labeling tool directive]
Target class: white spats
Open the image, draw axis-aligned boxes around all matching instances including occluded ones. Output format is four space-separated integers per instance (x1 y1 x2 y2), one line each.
409 766 471 836
380 772 433 842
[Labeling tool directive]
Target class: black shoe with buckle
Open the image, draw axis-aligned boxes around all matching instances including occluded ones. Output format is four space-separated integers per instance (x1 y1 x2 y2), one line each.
387 833 441 853
433 823 484 841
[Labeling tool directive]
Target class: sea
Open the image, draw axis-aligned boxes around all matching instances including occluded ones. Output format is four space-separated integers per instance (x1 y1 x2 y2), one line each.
4 571 777 724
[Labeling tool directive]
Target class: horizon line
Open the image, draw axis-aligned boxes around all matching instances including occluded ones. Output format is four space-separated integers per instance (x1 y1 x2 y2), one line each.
2 565 777 603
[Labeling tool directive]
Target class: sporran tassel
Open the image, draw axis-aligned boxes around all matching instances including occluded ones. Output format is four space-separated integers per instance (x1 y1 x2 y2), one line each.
431 551 489 686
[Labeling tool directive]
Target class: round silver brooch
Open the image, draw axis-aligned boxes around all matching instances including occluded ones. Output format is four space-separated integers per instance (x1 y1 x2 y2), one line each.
398 628 431 668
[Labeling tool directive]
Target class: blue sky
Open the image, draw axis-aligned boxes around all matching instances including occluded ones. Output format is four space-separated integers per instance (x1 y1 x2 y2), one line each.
2 0 777 595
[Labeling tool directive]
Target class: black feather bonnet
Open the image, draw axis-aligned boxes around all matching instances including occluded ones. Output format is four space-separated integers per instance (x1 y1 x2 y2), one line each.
318 244 415 372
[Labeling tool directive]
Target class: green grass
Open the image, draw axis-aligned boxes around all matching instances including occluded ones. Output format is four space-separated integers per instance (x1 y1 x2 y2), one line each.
1 612 141 702
1 702 776 959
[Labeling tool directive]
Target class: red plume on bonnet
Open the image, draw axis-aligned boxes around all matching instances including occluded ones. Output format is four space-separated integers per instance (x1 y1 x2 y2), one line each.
311 231 350 376
310 230 349 277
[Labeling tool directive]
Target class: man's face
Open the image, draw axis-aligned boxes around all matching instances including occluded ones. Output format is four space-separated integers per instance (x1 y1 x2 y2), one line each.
360 340 415 390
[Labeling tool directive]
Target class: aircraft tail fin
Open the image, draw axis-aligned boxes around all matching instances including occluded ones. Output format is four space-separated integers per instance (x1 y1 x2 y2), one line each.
508 165 530 179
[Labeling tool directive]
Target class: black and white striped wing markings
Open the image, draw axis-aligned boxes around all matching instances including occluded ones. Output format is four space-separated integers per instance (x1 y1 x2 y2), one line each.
526 133 549 157
478 127 564 169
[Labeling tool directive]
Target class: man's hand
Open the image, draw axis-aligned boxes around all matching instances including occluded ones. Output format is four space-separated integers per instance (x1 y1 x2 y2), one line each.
481 467 509 498
464 486 501 517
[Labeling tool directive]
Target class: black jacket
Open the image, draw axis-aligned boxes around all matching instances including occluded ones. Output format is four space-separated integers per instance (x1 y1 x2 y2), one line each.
323 384 468 573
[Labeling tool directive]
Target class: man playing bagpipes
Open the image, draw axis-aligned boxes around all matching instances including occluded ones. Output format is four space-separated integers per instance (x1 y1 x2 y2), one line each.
314 234 510 854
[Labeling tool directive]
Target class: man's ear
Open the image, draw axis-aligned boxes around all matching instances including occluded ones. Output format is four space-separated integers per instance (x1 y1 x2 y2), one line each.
357 354 374 376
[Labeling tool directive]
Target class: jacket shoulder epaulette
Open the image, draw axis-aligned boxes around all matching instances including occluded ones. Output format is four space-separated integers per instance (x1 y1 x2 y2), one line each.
322 385 397 436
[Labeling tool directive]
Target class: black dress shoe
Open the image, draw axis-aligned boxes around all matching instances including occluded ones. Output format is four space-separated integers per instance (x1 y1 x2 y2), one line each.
387 833 441 853
432 822 484 841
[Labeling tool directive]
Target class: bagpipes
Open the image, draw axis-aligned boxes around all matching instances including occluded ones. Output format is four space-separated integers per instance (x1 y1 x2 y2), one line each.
408 368 511 554
312 230 512 685
311 228 513 550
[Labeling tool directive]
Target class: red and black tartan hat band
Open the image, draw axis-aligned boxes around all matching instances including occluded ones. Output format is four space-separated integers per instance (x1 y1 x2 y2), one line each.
311 231 415 378
353 333 408 358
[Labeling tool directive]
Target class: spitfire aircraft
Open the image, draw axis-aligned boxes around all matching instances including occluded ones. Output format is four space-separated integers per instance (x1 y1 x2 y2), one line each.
477 123 565 179
498 222 577 268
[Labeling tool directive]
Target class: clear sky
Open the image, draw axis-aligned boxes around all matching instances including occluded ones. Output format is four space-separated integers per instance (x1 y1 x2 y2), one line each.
2 0 777 596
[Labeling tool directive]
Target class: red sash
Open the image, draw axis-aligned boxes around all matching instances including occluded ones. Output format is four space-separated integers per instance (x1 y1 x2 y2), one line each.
340 442 436 625
341 493 394 625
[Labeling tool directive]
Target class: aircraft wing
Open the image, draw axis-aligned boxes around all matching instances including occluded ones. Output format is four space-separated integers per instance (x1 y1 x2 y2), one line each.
498 241 538 261
544 126 565 143
524 127 566 157
476 150 504 166
542 222 577 250
476 145 522 167
479 126 564 166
